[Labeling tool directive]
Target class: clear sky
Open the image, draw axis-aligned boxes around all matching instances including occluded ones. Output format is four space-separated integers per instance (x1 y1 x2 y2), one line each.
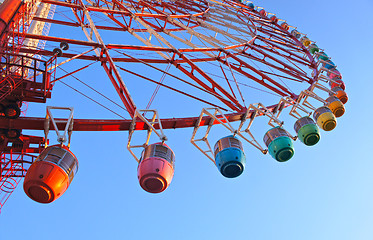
1 0 373 239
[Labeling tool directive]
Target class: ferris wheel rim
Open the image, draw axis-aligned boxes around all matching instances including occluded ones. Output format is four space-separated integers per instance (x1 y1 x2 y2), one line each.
0 0 348 209
0 0 329 133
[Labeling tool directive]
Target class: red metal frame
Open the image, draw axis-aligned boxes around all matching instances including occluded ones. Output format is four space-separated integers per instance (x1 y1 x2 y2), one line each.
0 103 285 132
0 0 322 211
0 52 57 103
0 151 38 212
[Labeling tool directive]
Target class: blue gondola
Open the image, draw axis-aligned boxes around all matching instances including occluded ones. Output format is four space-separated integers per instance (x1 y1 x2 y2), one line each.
323 60 336 70
214 135 246 178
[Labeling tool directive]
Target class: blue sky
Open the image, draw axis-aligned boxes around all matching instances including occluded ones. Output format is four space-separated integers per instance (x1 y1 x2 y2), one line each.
1 0 373 239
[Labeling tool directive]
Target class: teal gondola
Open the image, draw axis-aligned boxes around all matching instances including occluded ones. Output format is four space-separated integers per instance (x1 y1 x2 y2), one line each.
263 127 294 162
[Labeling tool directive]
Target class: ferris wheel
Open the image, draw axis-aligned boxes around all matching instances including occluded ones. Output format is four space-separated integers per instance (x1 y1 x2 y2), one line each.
0 0 348 210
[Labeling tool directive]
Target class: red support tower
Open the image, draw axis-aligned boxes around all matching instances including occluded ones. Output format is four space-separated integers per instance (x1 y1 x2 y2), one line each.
0 150 39 212
0 0 55 212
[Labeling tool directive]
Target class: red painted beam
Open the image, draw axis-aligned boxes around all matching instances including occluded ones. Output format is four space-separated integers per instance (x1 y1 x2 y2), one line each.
16 47 236 64
0 104 287 132
40 0 208 18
